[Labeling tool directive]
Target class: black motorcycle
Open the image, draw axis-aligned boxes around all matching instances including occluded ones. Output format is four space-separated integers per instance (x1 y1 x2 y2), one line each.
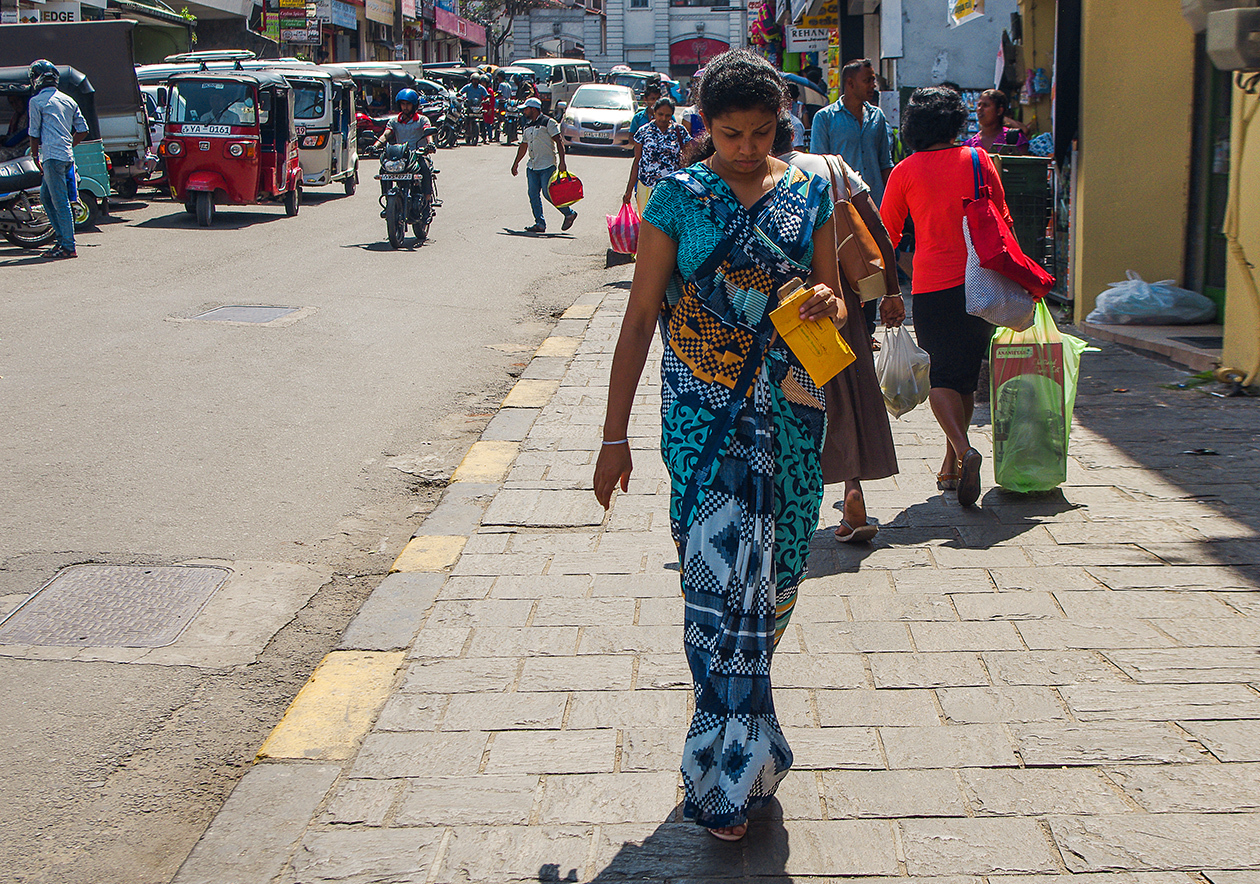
421 99 457 150
502 99 522 144
376 135 440 248
0 156 55 248
462 97 482 146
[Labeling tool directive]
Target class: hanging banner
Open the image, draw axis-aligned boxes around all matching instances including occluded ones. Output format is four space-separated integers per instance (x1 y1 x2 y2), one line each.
947 0 984 28
799 0 838 28
365 0 392 25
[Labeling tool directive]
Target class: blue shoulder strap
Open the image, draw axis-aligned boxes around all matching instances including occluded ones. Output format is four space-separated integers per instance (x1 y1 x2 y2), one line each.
971 147 983 200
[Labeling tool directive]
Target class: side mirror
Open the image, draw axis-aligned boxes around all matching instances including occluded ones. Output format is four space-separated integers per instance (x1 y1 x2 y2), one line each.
555 102 567 118
157 87 167 107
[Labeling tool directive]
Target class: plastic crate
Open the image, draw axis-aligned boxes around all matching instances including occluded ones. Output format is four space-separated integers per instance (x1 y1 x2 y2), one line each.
996 155 1052 272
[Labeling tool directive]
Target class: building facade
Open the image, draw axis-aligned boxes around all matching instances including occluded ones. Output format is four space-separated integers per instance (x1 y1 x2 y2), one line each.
510 0 745 80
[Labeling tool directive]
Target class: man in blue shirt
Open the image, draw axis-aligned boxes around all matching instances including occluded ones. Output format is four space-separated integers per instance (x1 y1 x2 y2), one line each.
809 58 893 206
27 59 87 259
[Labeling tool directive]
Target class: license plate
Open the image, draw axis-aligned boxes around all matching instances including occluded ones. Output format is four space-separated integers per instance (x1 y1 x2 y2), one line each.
582 136 612 144
378 173 415 181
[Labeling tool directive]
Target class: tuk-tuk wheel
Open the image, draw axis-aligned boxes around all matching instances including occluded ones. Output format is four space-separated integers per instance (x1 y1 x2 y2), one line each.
116 178 139 199
72 193 99 231
285 185 301 217
195 191 215 227
344 172 357 197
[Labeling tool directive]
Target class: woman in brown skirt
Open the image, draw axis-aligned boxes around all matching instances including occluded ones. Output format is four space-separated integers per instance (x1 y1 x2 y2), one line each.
778 130 903 542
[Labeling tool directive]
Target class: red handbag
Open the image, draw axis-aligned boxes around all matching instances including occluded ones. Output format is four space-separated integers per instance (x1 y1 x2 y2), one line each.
548 170 584 208
963 149 1054 298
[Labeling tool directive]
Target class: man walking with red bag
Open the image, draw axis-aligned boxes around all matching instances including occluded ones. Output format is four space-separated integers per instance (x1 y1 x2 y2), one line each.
510 98 577 234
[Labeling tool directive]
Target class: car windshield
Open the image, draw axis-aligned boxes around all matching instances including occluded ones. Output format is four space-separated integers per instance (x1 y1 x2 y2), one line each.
571 87 632 111
169 80 255 125
515 62 550 81
292 83 326 120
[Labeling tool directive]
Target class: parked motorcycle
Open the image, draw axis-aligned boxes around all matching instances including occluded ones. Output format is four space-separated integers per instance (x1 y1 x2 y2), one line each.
376 134 440 248
422 99 457 150
0 156 54 248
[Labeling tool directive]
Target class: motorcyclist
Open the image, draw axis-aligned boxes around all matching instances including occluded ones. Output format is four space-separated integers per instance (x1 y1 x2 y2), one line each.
373 88 433 213
458 75 489 144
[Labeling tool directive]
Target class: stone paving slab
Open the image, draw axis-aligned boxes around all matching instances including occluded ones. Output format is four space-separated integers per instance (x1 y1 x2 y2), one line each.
173 280 1260 883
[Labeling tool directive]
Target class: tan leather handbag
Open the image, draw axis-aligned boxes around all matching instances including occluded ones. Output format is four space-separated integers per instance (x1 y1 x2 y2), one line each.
824 155 886 302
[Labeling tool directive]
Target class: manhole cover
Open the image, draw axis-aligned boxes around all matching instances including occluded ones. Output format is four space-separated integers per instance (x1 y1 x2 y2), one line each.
0 565 230 648
193 306 299 323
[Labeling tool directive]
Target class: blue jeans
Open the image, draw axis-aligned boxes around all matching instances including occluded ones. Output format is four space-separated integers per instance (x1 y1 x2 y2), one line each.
526 165 576 229
40 158 74 251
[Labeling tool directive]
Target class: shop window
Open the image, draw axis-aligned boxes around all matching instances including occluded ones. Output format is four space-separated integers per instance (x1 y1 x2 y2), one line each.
630 0 649 8
671 0 725 6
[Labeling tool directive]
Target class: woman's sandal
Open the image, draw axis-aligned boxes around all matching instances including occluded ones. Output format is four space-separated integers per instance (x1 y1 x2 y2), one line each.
835 518 879 544
707 824 748 842
936 470 960 492
958 448 983 508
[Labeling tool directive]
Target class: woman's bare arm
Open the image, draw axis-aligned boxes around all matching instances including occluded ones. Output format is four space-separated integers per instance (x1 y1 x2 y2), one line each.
855 191 905 327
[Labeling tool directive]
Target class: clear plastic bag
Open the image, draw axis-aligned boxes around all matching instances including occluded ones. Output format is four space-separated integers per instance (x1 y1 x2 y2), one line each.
1086 270 1217 325
875 326 931 419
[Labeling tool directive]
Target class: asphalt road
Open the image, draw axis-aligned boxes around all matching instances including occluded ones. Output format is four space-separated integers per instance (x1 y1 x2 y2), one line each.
0 141 629 884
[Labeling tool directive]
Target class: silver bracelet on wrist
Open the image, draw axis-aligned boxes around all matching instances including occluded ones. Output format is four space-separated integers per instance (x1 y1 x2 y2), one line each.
602 439 629 446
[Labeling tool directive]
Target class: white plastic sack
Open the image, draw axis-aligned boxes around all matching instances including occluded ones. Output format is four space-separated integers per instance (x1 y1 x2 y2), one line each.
963 223 1037 332
875 326 931 419
1086 270 1217 325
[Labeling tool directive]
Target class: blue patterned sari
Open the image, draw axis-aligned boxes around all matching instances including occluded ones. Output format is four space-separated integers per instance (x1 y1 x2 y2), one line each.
644 162 833 828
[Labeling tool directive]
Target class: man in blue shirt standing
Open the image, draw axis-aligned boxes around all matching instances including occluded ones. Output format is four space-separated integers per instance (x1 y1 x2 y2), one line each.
27 59 87 260
809 58 893 205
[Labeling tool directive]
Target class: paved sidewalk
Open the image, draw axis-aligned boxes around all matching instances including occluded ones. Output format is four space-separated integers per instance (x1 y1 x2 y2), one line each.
173 269 1260 884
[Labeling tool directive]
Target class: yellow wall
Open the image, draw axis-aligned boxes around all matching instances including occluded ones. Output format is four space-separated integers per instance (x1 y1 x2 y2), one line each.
1222 87 1260 385
1071 0 1196 321
1016 0 1054 134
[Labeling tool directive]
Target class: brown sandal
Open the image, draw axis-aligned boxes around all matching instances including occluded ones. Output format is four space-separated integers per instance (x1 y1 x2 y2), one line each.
937 470 960 491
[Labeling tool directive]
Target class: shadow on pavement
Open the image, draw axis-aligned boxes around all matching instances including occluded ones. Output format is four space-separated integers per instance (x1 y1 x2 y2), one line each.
1064 332 1260 579
342 240 430 251
498 228 574 239
131 209 293 230
547 805 792 883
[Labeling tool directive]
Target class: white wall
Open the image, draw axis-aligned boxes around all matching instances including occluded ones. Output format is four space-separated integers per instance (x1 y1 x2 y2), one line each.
893 0 1016 89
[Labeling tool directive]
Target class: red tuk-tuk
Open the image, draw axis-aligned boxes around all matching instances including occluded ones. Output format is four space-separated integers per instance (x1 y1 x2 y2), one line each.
160 70 302 226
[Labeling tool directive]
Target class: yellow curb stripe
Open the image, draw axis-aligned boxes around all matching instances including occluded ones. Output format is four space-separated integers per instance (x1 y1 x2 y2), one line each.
535 336 580 359
502 378 560 409
257 650 405 761
451 440 521 484
391 535 466 573
561 304 596 320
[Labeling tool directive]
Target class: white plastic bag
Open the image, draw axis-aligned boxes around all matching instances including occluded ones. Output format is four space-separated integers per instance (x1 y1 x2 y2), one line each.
875 326 931 419
963 223 1037 331
1086 270 1217 325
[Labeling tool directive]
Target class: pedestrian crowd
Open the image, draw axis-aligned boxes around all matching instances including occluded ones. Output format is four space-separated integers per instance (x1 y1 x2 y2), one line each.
594 49 1019 841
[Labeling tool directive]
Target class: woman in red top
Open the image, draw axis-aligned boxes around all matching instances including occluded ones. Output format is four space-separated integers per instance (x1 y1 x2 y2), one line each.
880 87 1014 507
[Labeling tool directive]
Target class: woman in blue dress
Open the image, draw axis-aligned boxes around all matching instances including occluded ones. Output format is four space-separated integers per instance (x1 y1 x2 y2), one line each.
593 50 845 841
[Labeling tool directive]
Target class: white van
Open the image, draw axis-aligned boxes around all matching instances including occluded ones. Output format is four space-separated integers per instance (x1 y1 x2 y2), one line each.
510 59 596 113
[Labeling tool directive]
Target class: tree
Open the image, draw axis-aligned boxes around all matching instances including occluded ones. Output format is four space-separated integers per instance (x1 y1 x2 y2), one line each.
462 0 562 63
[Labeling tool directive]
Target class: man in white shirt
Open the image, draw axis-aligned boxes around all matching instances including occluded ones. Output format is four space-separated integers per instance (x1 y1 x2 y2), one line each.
27 59 87 259
510 98 576 234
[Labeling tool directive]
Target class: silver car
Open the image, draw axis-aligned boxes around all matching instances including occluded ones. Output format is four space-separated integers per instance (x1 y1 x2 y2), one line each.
559 84 636 153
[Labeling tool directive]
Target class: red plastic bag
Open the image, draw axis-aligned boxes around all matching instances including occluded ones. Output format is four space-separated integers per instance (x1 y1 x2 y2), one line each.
548 170 584 208
963 149 1054 299
607 202 640 254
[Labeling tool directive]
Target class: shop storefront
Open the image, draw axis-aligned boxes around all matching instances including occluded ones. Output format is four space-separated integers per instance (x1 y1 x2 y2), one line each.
668 35 726 80
432 5 483 64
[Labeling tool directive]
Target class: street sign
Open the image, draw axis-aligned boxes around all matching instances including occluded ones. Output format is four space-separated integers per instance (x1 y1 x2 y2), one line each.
786 25 830 52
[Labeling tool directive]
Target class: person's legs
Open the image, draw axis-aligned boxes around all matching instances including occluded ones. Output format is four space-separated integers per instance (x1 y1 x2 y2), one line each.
540 169 577 223
525 165 549 228
41 159 74 253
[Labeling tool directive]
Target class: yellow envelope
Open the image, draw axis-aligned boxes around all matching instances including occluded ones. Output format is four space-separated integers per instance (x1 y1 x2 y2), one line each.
769 279 856 386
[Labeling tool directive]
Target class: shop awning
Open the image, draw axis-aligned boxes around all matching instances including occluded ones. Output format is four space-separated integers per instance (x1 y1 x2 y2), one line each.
669 36 727 67
434 6 484 45
111 0 191 25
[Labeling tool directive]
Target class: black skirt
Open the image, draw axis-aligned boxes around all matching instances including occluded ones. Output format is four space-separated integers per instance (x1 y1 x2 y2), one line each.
911 284 993 395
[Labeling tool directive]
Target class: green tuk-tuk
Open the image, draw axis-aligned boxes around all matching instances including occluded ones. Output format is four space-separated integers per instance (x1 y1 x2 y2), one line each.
0 65 110 228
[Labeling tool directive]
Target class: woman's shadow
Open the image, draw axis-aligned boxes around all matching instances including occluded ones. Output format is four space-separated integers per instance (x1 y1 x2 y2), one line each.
538 801 793 883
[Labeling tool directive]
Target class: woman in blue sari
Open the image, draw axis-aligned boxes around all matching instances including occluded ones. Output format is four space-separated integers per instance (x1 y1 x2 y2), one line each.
593 50 845 842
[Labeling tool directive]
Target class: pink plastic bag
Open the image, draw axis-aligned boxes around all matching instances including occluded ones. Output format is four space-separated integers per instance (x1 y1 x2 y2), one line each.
607 202 640 255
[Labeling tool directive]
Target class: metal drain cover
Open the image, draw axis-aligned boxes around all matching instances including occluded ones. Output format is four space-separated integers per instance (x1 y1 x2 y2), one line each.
193 305 298 323
0 565 230 648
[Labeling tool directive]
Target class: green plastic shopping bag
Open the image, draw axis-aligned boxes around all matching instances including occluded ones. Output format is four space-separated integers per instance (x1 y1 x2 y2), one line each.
990 301 1095 492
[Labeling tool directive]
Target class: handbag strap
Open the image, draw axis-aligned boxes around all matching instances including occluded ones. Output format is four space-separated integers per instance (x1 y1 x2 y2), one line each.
823 154 855 203
971 147 983 200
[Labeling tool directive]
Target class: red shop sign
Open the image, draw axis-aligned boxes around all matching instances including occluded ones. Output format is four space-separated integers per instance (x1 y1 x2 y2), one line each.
669 37 729 66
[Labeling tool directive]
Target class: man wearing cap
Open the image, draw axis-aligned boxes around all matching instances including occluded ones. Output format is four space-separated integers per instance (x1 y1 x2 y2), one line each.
510 97 576 234
27 59 87 259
